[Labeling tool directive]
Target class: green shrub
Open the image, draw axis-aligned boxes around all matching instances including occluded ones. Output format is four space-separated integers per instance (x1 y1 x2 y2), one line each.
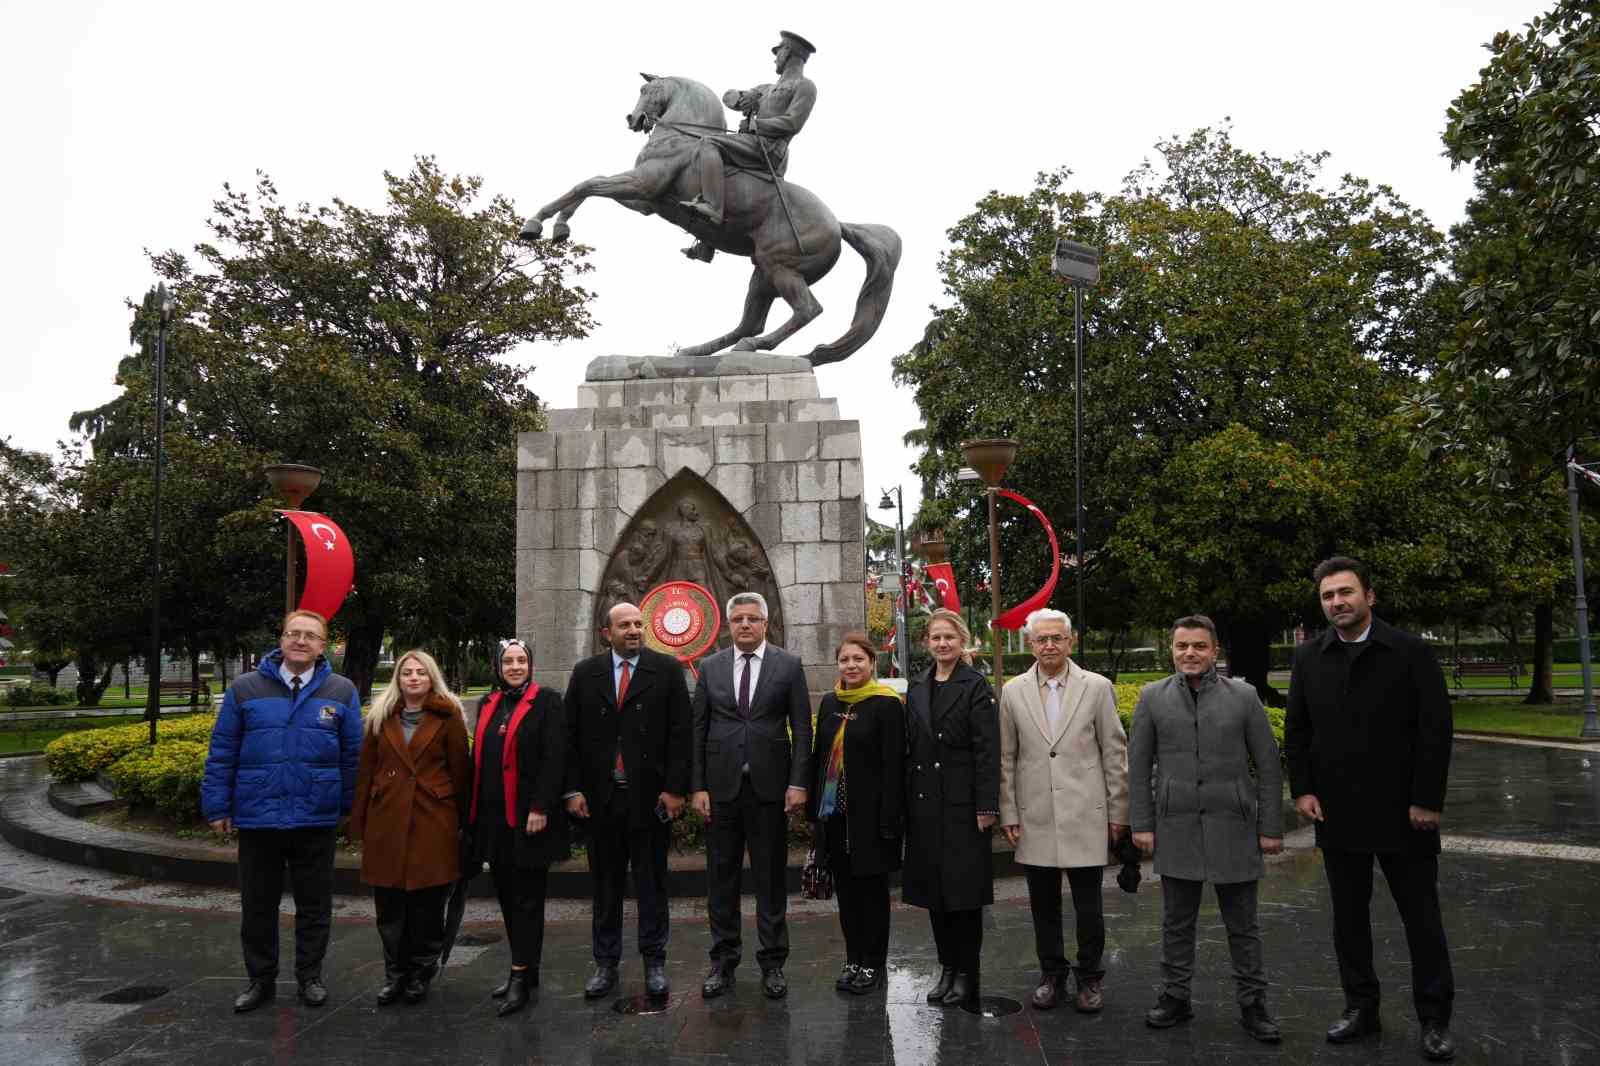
44 714 218 782
5 684 75 707
105 740 208 820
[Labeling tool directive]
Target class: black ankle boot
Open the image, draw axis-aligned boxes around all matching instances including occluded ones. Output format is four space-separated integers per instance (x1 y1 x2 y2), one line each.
496 970 531 1017
491 968 515 999
941 971 979 1008
926 967 957 1004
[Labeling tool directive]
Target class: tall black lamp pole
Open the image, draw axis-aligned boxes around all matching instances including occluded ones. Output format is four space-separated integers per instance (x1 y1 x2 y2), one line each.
1053 239 1100 639
146 284 174 745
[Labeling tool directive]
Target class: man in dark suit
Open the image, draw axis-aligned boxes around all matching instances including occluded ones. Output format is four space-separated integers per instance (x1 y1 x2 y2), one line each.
690 591 812 999
564 602 692 999
1285 556 1456 1062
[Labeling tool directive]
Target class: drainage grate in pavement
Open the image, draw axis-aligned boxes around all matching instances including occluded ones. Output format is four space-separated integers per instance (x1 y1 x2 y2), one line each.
96 985 170 1004
452 932 502 947
612 993 676 1015
962 995 1023 1018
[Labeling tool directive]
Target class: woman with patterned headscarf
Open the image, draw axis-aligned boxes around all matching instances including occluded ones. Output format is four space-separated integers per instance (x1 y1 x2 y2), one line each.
466 638 569 1016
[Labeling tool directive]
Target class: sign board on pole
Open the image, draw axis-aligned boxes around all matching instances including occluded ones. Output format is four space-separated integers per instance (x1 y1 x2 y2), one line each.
1052 238 1100 285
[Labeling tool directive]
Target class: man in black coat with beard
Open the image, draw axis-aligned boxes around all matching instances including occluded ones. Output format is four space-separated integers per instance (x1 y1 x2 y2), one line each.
1285 556 1456 1062
564 602 691 999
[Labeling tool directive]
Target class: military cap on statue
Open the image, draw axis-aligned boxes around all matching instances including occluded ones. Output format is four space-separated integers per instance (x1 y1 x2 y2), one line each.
774 30 817 57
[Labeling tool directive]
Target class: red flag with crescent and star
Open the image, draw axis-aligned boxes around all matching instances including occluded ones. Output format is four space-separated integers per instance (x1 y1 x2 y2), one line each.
991 489 1061 631
278 511 355 621
924 562 961 611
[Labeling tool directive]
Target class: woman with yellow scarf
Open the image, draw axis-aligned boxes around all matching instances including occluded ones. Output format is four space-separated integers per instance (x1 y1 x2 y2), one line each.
805 631 906 994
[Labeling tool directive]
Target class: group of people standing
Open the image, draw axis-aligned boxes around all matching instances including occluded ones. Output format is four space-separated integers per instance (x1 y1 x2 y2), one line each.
198 555 1456 1061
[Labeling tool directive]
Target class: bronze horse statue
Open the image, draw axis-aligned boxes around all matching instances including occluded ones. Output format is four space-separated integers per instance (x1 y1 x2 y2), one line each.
520 75 901 365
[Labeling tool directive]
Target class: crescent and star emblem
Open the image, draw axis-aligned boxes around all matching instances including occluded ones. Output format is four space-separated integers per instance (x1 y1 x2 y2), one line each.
310 522 339 551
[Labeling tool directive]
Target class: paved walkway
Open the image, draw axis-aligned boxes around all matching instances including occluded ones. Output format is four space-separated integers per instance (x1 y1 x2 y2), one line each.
0 739 1595 1065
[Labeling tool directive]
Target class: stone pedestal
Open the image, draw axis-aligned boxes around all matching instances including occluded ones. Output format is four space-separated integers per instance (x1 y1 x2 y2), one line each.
516 359 865 695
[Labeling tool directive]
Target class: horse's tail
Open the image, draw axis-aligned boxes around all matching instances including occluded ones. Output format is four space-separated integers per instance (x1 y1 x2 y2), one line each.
807 222 903 367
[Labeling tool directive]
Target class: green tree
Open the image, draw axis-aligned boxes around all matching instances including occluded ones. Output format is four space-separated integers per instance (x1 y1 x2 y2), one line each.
1422 0 1600 482
895 126 1453 701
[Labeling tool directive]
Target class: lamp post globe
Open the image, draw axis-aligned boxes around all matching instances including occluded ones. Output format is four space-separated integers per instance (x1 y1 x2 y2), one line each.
265 464 325 616
960 439 1019 683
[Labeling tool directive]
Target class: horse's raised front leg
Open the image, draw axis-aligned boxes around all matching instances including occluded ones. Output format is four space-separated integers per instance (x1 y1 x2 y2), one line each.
732 264 821 352
519 168 667 242
676 269 776 358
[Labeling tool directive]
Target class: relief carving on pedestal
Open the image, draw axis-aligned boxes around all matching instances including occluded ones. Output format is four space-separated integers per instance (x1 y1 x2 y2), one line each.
594 470 784 651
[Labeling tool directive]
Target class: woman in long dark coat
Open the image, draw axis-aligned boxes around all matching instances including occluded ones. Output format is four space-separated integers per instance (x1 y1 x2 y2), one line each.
468 638 568 1017
349 649 472 1006
806 631 905 995
902 608 999 1010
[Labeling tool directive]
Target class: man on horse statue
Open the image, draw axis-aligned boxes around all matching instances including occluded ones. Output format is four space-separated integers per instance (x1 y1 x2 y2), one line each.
679 30 818 261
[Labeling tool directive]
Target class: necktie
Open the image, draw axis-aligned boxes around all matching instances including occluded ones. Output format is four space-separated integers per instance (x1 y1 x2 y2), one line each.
1045 679 1061 735
614 660 632 778
291 676 302 702
738 653 754 717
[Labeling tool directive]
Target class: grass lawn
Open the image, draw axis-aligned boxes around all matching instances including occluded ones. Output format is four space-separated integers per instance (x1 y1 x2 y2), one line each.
1451 698 1594 740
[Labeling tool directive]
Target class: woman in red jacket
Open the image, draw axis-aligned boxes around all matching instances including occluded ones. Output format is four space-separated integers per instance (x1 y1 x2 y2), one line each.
349 649 472 1006
467 638 569 1016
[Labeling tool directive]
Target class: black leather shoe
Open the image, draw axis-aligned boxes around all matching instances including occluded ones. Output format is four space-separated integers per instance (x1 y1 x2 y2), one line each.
584 965 618 999
297 978 328 1007
1240 1002 1281 1043
491 968 514 998
1031 973 1067 1010
1326 1006 1382 1043
496 970 531 1017
701 964 735 999
941 971 979 1009
233 979 275 1013
645 962 669 998
375 977 402 1006
926 966 957 1004
846 966 885 995
835 963 860 992
761 968 788 999
1420 1022 1456 1061
1145 993 1194 1028
401 974 428 1004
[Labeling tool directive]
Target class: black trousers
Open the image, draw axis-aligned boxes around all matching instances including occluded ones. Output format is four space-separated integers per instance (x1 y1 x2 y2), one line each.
491 863 550 973
707 777 789 970
588 787 671 966
1322 848 1454 1024
373 883 450 982
1023 864 1106 980
928 908 983 976
1159 876 1266 1006
237 826 337 983
825 815 890 970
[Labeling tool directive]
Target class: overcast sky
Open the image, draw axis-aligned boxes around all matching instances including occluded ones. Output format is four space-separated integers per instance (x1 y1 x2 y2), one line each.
0 0 1546 514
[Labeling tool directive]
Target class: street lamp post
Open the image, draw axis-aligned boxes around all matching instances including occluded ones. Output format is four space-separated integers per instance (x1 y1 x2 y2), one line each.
1053 239 1100 638
878 487 912 681
264 464 325 616
961 439 1020 684
1566 446 1600 738
145 284 174 746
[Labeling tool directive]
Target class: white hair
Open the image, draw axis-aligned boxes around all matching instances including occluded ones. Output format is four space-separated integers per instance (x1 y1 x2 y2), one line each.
725 591 769 620
1023 608 1073 637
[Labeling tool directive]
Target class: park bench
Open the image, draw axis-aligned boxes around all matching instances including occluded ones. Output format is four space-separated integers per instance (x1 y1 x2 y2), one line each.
1451 660 1522 688
155 680 211 703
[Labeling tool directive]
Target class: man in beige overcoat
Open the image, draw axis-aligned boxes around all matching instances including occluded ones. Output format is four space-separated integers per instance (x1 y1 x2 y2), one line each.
999 608 1129 1013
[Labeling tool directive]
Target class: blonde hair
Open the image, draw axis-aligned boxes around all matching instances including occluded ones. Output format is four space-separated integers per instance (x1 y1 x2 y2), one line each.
925 608 974 648
368 649 461 735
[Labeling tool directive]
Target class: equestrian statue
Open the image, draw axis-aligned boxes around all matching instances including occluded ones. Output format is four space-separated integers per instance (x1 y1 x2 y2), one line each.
519 31 902 366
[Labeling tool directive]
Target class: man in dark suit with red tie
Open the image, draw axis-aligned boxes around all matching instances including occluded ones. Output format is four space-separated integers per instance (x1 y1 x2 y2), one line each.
690 591 813 1000
564 602 692 999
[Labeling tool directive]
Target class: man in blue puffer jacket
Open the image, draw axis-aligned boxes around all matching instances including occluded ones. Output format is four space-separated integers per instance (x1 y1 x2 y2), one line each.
202 609 364 1013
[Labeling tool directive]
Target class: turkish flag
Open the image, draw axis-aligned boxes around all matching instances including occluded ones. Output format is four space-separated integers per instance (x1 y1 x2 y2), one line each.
992 489 1061 631
924 563 961 611
278 511 356 621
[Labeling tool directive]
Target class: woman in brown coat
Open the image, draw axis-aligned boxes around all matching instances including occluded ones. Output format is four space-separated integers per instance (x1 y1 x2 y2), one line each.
349 649 472 1006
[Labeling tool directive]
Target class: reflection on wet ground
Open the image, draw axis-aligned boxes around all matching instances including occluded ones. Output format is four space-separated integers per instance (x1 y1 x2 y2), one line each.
0 738 1593 1065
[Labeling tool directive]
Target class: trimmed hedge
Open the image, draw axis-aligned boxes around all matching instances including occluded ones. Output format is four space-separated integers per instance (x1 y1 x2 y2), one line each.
5 684 75 707
105 740 208 820
44 714 217 783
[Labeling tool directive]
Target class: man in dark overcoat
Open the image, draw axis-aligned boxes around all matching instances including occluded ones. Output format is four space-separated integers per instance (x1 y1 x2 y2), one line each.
690 591 812 1000
1129 614 1282 1042
1284 556 1456 1062
564 602 692 999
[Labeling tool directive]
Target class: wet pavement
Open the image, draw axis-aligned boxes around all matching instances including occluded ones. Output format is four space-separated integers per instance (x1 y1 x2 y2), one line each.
0 739 1595 1065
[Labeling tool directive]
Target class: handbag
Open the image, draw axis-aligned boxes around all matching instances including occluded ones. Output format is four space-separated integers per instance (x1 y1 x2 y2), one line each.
801 846 834 901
